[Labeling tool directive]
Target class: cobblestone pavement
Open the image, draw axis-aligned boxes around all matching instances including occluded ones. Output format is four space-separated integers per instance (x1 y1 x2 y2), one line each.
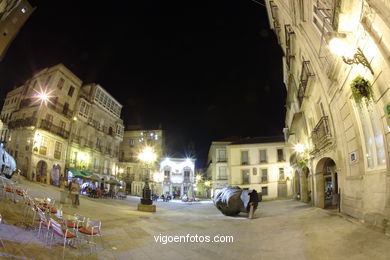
1 177 390 260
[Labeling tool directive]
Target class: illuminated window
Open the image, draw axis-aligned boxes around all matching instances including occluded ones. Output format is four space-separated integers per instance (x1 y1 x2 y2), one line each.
54 142 62 159
129 139 135 146
39 136 48 155
279 168 285 180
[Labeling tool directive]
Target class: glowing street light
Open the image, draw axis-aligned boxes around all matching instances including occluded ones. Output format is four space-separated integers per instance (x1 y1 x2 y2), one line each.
137 146 157 208
138 146 157 163
294 143 305 153
196 175 202 182
326 32 374 75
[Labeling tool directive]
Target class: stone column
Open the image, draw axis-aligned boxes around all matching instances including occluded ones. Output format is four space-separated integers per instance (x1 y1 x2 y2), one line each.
300 172 308 203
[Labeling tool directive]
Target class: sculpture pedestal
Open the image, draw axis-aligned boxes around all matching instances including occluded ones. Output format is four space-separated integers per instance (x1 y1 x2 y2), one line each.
137 204 156 212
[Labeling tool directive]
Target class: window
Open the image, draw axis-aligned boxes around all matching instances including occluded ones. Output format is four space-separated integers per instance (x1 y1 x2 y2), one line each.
57 78 65 89
184 170 190 180
218 166 227 180
79 100 90 118
261 186 268 196
63 102 69 116
54 142 62 159
279 168 285 180
312 0 338 34
241 151 249 165
253 168 257 175
94 158 99 169
126 167 132 174
59 121 66 130
39 136 48 155
259 149 267 163
164 170 170 178
129 139 135 146
45 114 53 127
68 86 75 97
45 75 52 86
261 169 268 183
242 169 250 184
356 104 386 168
277 149 284 162
217 149 227 162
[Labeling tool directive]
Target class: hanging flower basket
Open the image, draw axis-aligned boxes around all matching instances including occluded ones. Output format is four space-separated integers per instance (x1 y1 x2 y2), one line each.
297 158 308 169
350 75 374 108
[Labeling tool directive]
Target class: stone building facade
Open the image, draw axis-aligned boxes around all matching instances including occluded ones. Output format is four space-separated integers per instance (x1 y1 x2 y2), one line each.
0 64 124 185
227 137 292 200
118 128 163 196
266 0 390 231
66 83 124 183
207 141 232 198
0 0 35 61
158 157 195 198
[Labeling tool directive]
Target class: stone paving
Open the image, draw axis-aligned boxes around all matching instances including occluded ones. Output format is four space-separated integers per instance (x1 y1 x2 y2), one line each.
1 177 390 260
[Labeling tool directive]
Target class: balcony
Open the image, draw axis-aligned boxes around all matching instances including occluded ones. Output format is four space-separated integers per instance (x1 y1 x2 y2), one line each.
8 117 37 129
71 134 81 144
261 177 268 183
311 116 332 153
47 102 73 118
39 119 69 139
297 61 315 106
284 24 295 69
269 1 281 43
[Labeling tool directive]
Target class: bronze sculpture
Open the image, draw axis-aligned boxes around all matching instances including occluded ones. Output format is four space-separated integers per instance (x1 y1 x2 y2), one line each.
213 186 262 216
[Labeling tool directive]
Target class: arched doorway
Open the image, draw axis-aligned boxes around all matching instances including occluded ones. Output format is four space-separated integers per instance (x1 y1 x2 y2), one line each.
315 158 339 209
36 160 48 184
50 164 61 187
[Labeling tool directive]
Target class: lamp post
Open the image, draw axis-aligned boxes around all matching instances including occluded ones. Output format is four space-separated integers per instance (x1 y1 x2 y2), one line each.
326 32 374 75
137 146 157 210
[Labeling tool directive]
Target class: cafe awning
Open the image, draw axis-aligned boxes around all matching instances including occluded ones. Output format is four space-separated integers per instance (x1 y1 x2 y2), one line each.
68 169 84 178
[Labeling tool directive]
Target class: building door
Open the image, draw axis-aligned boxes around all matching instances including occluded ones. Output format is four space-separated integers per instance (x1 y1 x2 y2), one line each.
315 157 338 209
36 160 47 183
278 182 287 198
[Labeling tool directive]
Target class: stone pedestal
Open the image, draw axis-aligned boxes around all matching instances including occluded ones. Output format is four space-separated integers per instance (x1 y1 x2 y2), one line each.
137 204 156 212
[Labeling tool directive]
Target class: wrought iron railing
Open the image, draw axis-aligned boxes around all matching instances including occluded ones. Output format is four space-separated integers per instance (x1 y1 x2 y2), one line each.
311 116 332 151
8 117 37 129
40 119 69 139
285 24 295 69
298 60 315 106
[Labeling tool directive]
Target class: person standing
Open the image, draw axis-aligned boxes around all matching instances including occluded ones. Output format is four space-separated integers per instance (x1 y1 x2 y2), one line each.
70 179 80 207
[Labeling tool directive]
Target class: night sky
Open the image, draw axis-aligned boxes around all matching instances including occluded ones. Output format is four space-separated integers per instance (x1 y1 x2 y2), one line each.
0 0 286 168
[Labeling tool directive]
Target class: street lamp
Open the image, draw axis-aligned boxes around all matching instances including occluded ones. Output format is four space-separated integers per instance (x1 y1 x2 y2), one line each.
326 32 374 75
137 146 157 207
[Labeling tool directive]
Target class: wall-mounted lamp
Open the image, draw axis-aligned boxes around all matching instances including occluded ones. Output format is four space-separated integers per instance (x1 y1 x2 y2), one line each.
326 32 374 75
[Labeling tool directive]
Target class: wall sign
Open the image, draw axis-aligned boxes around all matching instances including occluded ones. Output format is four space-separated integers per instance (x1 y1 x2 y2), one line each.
350 152 357 162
